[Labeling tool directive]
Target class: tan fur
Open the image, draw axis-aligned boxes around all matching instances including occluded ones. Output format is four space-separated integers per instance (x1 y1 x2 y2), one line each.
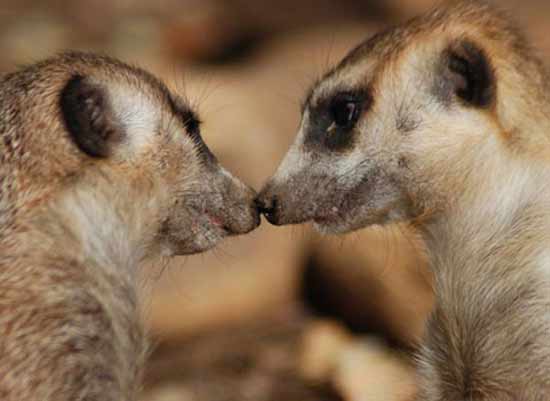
259 1 550 400
0 52 259 400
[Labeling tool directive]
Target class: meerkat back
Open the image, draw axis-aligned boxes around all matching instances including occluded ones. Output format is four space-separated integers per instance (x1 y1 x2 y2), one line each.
0 52 259 401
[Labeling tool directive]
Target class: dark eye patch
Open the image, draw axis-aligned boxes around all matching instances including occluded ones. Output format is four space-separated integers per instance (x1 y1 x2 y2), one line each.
178 108 202 140
330 93 362 130
167 96 216 163
305 88 371 152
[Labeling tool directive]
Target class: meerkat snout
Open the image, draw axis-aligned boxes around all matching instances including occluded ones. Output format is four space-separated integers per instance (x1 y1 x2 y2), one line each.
255 191 280 225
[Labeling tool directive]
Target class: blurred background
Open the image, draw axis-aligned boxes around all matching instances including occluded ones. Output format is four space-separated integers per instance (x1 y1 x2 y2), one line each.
1 1 548 400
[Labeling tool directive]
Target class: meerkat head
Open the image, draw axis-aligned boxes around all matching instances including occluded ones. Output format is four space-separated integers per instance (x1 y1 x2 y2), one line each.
257 1 548 234
4 52 259 256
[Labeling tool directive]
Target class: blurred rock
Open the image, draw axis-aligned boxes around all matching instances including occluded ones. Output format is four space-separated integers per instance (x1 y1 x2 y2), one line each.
142 312 344 401
334 338 416 401
299 320 417 401
299 320 353 382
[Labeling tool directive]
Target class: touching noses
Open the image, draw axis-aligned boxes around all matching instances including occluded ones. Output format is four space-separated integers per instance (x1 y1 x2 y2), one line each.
254 187 281 225
230 183 262 234
244 186 262 232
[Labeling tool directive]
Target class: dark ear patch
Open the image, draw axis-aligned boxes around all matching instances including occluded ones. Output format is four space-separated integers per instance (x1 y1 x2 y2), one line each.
60 75 122 158
444 40 495 108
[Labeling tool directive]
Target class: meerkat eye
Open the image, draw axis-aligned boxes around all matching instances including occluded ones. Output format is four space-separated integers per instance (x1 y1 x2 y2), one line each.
174 106 216 162
330 94 361 130
182 113 201 137
303 89 370 151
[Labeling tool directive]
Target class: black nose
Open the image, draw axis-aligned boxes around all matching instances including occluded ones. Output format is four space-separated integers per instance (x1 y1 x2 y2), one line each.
250 203 261 229
254 193 281 225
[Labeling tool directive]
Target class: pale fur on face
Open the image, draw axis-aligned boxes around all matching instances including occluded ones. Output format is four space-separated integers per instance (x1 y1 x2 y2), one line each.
259 0 550 235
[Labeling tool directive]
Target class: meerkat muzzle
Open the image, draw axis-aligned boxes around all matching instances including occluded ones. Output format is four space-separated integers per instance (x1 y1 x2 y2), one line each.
256 185 288 226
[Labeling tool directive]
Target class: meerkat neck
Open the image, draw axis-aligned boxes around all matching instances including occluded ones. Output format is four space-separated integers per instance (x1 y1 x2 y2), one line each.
5 172 161 274
420 151 550 284
0 173 153 400
414 152 550 396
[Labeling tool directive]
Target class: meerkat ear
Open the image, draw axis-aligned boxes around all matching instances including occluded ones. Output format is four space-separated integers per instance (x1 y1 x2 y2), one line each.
444 40 495 108
60 75 123 158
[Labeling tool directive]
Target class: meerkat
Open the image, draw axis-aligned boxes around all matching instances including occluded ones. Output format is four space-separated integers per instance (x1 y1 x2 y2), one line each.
257 1 550 400
0 51 260 401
